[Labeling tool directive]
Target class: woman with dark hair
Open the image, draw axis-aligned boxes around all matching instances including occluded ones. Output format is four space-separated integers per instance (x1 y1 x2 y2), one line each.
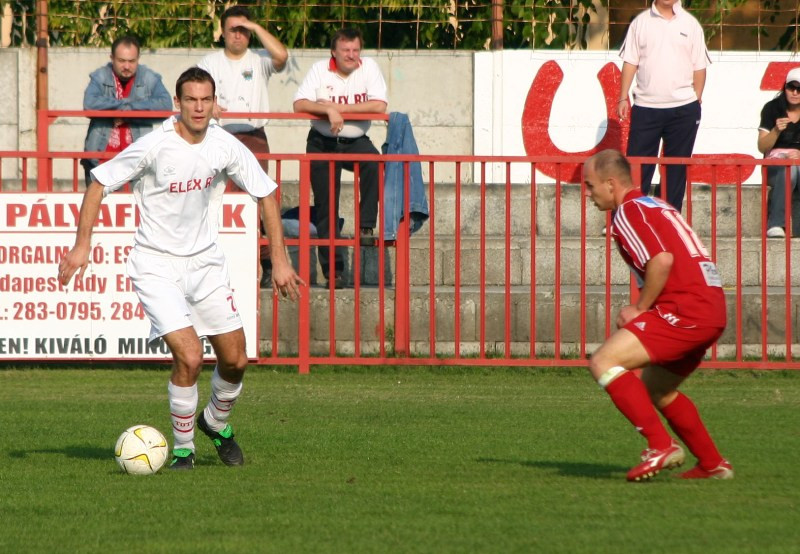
758 67 800 238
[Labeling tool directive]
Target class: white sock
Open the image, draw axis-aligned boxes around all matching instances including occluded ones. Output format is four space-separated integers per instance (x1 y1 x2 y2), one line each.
168 381 198 452
203 367 243 433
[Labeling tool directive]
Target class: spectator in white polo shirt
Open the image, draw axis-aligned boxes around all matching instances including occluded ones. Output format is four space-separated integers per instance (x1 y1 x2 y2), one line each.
293 27 388 288
617 0 710 212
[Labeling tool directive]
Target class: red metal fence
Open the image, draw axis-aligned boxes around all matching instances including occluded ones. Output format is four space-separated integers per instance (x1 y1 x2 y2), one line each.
2 110 799 372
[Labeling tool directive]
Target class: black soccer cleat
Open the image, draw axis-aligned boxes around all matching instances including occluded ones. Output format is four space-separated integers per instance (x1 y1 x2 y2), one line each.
169 449 195 471
197 412 244 466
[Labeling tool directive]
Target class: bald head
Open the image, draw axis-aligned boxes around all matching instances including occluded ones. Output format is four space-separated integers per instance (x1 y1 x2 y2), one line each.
583 149 635 211
585 149 633 187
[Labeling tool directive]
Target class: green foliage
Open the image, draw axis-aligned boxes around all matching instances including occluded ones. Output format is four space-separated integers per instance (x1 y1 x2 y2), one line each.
0 0 794 50
2 0 35 45
760 0 800 51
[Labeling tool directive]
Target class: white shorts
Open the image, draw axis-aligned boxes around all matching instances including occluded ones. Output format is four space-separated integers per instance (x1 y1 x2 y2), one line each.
126 244 243 343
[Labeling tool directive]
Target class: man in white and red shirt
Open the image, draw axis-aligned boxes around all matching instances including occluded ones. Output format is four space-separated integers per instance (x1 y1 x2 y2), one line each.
293 27 388 287
60 67 303 471
618 0 710 212
582 149 732 482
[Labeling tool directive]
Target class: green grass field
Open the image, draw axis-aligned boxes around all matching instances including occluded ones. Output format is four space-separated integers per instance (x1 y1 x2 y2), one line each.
1 366 798 553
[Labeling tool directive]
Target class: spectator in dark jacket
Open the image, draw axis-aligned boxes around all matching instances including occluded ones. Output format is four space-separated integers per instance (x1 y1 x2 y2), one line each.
82 35 172 186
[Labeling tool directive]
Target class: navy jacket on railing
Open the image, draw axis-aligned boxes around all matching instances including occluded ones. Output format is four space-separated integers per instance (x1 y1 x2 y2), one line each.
382 112 430 240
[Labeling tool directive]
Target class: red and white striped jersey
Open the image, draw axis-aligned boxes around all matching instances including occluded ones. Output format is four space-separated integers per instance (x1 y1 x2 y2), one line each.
611 190 726 328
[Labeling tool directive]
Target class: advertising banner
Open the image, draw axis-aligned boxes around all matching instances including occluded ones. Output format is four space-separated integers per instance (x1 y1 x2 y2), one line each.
0 193 258 360
474 50 800 184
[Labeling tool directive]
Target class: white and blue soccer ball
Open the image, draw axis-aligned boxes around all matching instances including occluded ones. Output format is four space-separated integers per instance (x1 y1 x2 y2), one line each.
114 425 168 475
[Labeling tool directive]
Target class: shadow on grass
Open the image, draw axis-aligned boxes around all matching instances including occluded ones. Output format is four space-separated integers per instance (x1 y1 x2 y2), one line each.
476 457 626 479
9 445 110 460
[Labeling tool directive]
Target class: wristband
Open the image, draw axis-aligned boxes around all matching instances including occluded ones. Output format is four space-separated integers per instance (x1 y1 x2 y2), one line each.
618 99 627 104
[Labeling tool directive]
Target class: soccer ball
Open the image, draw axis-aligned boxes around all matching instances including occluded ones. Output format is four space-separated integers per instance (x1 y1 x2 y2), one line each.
114 425 169 475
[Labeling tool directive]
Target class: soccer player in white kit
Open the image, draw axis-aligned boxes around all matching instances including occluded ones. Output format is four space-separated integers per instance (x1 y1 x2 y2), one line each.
58 67 304 470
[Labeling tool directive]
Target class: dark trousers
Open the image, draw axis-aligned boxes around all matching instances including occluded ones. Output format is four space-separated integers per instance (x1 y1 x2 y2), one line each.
233 128 270 172
306 129 379 279
626 101 701 212
83 163 96 188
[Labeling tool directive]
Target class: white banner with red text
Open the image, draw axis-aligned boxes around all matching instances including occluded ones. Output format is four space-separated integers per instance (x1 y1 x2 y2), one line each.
0 193 258 360
474 50 799 184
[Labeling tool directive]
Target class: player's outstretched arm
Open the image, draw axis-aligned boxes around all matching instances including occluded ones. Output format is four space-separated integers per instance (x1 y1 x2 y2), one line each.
259 195 305 300
58 181 105 286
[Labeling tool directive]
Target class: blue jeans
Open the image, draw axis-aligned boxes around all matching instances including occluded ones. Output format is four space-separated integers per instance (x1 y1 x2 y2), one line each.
767 165 800 236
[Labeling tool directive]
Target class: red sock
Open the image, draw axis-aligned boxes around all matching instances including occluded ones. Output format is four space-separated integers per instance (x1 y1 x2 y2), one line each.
605 371 673 450
660 392 724 470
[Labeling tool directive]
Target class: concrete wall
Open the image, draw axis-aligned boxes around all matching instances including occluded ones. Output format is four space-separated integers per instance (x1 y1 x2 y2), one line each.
0 47 474 183
0 48 36 179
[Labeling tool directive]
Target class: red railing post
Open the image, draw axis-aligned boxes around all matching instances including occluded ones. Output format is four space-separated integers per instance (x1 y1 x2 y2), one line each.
297 158 312 374
393 206 410 357
36 110 52 191
36 0 50 192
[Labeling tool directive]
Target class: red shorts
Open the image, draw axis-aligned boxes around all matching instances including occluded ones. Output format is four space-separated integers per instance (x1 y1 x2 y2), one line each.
624 310 724 376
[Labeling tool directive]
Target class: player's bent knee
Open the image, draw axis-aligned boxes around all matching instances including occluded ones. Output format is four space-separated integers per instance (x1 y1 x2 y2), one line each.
595 365 626 388
174 353 204 374
218 354 248 374
650 389 678 410
587 353 618 381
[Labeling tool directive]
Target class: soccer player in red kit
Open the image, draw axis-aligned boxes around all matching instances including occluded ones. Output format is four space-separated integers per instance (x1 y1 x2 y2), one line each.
583 149 733 482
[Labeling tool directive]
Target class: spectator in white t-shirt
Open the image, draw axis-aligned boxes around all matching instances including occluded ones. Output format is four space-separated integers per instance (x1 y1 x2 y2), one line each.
199 5 288 287
293 28 388 288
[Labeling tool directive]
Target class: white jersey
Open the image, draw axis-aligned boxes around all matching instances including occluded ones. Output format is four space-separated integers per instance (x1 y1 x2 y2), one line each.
293 57 388 139
91 116 277 257
198 49 279 132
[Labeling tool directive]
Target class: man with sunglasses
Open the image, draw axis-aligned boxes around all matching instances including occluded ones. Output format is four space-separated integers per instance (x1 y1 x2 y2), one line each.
199 5 289 288
617 0 710 212
757 67 800 239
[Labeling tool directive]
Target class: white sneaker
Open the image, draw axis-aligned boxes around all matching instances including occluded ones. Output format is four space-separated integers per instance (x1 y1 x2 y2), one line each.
767 226 786 238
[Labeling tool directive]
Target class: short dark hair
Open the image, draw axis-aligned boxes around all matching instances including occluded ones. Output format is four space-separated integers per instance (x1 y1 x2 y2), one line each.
221 5 252 30
176 67 216 98
590 149 632 183
111 35 140 57
331 28 363 51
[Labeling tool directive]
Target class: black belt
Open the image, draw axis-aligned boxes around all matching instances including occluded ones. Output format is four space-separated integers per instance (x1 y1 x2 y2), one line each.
310 128 363 145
